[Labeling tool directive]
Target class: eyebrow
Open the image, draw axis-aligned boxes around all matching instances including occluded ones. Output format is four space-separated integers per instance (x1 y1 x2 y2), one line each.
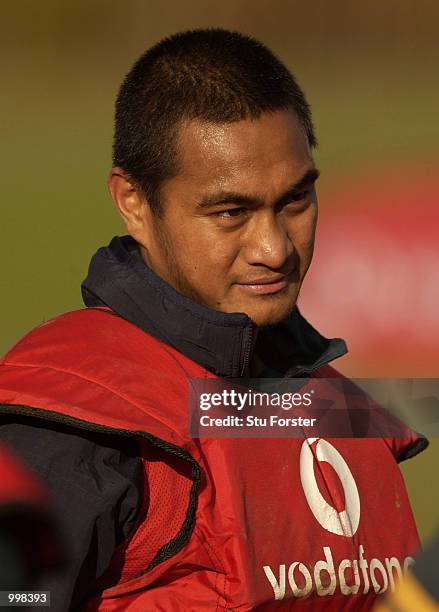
197 167 320 209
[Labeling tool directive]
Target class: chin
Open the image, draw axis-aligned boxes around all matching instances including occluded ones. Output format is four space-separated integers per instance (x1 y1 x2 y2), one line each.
248 288 299 327
247 302 296 328
205 286 299 326
251 313 292 328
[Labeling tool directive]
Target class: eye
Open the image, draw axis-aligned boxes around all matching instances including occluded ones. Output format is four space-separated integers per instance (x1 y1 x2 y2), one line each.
216 207 246 218
280 189 313 213
289 189 310 202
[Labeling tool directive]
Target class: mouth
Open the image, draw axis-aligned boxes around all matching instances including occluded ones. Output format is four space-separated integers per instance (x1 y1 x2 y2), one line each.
236 272 296 296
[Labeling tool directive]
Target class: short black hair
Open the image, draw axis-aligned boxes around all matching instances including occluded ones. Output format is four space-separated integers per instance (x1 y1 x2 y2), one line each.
113 28 316 213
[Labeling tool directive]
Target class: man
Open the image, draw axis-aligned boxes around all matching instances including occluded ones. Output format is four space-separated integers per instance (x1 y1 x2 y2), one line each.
0 29 427 610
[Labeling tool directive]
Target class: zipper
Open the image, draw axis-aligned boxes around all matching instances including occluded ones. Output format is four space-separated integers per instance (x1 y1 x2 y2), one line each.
240 323 256 377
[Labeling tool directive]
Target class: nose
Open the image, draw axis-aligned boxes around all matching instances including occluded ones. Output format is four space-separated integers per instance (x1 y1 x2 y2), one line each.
243 211 294 270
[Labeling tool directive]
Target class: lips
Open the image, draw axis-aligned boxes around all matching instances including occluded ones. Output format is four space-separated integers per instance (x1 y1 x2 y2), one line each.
241 274 287 285
236 273 294 295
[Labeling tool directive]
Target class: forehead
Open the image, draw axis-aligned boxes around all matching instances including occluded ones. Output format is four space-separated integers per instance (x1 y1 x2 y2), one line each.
172 110 313 195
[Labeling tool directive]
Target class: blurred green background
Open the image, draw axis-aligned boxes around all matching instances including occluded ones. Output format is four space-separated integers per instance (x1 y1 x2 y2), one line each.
1 1 438 543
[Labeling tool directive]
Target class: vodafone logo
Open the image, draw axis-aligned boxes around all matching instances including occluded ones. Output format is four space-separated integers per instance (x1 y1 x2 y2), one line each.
263 438 414 600
300 438 360 537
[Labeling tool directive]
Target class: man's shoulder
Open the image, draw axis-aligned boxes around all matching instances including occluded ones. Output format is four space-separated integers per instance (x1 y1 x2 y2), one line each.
310 364 344 379
311 364 428 462
3 308 153 362
2 307 206 378
0 308 208 440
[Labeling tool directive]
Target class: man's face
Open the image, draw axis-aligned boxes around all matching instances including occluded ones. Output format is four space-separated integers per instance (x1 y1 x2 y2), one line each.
140 110 319 327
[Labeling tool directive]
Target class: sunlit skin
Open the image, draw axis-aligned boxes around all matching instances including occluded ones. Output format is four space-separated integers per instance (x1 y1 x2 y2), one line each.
109 110 319 328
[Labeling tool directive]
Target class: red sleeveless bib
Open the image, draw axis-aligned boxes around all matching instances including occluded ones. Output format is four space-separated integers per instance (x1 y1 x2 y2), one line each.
0 309 422 610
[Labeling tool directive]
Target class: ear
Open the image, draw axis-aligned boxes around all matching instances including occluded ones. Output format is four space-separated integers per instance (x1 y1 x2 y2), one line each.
107 168 154 246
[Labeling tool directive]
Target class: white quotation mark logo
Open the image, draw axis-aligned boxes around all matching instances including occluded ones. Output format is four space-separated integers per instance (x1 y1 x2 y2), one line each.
300 438 360 537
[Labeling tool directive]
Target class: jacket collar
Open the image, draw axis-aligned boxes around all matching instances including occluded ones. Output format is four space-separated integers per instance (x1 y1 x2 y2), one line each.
81 236 347 378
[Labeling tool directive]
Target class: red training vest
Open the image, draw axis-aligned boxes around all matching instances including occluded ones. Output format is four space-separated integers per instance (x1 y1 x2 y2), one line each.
0 309 423 610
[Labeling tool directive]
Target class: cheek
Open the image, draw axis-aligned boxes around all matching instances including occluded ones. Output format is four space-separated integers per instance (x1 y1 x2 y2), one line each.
287 206 318 256
173 220 240 277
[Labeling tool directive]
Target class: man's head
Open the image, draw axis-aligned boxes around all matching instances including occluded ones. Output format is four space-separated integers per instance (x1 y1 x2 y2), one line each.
109 28 319 327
